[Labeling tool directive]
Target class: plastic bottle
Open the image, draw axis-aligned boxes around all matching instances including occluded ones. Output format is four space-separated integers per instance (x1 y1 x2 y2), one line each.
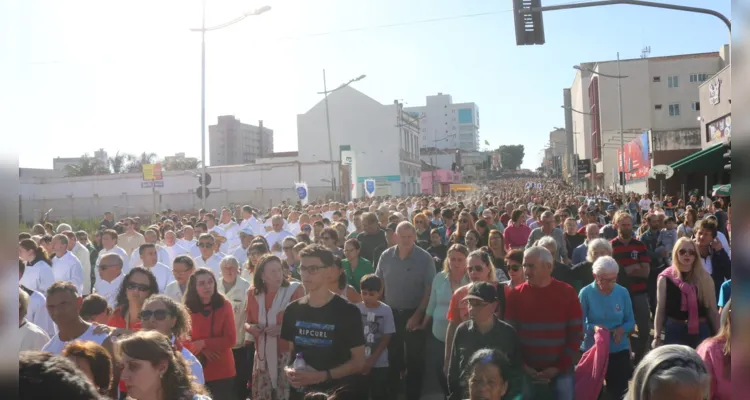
292 352 308 371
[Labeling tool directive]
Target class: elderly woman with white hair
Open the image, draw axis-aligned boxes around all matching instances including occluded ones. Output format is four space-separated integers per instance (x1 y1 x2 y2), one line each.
626 344 710 399
578 256 636 399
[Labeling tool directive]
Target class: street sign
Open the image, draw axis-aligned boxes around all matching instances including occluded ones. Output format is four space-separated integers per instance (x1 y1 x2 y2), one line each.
142 164 163 181
577 159 591 176
196 186 210 199
198 173 212 186
648 164 674 180
141 181 164 188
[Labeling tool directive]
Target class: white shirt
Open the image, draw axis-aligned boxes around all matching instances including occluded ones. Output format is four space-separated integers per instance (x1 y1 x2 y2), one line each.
239 218 256 235
17 320 51 353
128 246 170 270
287 221 301 235
164 243 189 266
639 199 652 210
219 220 241 249
244 216 265 236
164 281 187 303
193 254 223 278
72 243 92 295
264 218 290 233
142 262 175 293
95 246 131 281
264 230 294 252
51 251 84 294
189 245 202 259
94 272 125 308
21 286 56 337
217 277 252 348
42 323 109 355
208 225 231 253
177 238 197 251
232 245 250 268
20 260 55 294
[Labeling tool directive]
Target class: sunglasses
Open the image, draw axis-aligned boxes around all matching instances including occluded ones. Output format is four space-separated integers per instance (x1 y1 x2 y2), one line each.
678 248 697 256
508 264 521 272
299 265 332 274
126 282 151 292
139 309 171 321
466 265 484 272
198 243 213 248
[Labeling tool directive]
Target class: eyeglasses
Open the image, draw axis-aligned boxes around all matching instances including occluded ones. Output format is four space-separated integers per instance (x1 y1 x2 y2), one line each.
299 265 332 274
678 248 697 256
126 282 151 292
467 299 488 307
198 243 213 248
466 265 484 272
508 264 521 272
139 309 172 321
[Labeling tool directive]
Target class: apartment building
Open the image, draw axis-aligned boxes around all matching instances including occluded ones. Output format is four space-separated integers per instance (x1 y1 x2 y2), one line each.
209 116 273 166
405 93 480 151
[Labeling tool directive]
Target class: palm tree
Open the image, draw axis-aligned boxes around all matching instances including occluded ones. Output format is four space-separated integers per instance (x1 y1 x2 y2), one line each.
108 151 130 173
164 158 200 171
126 152 158 173
65 154 111 177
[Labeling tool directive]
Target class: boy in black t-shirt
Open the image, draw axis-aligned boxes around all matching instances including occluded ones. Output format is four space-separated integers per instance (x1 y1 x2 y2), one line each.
282 244 366 400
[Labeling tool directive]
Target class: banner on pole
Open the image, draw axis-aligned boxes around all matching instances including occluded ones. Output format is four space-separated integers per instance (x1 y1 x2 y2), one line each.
364 179 376 198
295 182 309 205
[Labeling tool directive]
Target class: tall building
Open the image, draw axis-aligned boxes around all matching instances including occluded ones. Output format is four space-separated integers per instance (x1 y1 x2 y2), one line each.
52 149 109 171
297 86 421 197
209 116 273 166
405 93 480 151
569 47 729 189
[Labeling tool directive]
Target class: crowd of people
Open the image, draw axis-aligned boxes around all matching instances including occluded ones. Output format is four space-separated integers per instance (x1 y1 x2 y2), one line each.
17 176 737 400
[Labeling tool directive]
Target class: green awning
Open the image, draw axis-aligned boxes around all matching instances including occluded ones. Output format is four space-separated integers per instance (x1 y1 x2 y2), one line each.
669 143 725 173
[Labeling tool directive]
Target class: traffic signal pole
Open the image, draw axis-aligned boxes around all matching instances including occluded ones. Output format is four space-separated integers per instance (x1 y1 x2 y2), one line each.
518 0 730 31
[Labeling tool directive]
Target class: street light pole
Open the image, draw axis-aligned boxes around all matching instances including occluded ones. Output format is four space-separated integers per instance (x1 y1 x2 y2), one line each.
192 4 271 209
200 0 206 209
322 69 336 200
616 52 626 194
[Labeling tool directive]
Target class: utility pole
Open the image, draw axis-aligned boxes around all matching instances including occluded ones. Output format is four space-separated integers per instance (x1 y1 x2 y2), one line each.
617 52 626 194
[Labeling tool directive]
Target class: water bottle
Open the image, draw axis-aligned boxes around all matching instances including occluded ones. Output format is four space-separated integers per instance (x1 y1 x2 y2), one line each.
292 352 308 371
291 353 309 392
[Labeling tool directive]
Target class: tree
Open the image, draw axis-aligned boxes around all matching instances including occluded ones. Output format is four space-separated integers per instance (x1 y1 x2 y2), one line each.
126 152 158 173
65 154 110 177
163 158 200 171
498 144 525 170
108 151 130 173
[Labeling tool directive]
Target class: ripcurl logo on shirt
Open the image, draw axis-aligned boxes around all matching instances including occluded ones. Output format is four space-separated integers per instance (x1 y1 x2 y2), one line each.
294 321 334 347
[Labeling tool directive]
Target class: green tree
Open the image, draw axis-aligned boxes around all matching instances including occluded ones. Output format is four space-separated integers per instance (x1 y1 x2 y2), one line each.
65 154 110 177
108 151 130 173
498 144 525 170
163 158 200 171
126 152 158 173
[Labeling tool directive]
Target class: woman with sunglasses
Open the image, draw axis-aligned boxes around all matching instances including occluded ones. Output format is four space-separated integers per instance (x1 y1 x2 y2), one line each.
108 267 159 333
653 237 719 349
503 249 525 289
245 255 304 400
443 249 501 377
140 294 205 385
184 267 238 399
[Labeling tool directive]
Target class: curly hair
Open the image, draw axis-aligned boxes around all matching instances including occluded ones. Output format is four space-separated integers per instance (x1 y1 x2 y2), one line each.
114 267 159 319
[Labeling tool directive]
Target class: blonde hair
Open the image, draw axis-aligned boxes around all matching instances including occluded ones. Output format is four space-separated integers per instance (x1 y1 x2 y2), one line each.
669 237 717 308
442 244 469 274
614 210 633 225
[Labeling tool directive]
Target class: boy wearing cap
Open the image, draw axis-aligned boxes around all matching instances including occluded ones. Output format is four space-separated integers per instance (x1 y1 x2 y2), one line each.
447 282 522 400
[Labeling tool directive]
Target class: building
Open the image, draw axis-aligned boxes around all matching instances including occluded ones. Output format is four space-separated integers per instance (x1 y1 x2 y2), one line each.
52 149 108 172
405 93 480 151
209 116 273 166
568 46 729 190
296 86 421 197
163 152 199 165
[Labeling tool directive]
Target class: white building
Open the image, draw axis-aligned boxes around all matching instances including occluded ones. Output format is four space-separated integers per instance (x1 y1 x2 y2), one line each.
297 86 421 197
569 47 729 189
405 93 480 151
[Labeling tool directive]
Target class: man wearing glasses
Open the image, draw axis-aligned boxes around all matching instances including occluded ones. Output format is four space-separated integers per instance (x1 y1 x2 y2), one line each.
447 282 522 400
192 234 223 278
93 253 126 308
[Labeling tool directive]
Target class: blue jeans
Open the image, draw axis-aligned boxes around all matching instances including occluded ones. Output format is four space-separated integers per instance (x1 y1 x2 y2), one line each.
664 319 711 348
523 371 574 400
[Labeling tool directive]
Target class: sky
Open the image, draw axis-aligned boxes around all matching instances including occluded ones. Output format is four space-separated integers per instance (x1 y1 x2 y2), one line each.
2 0 732 170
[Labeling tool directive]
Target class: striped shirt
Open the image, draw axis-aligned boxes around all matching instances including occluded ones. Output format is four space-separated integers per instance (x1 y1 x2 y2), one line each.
505 280 583 372
610 237 650 294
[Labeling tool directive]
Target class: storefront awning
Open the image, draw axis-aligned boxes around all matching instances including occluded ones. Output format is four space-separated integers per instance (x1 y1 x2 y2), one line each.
669 143 725 173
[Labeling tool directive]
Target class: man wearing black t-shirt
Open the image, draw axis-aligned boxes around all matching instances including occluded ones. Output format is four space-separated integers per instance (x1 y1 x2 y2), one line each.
282 244 366 399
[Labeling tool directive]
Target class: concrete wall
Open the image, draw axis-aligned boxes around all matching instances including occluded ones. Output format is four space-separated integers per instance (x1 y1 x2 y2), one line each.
20 162 333 223
699 65 731 148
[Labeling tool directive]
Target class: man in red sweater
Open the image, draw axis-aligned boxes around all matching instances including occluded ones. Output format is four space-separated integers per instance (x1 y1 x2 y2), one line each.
505 246 582 400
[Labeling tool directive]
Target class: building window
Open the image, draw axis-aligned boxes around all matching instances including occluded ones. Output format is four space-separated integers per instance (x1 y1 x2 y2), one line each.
669 103 681 116
654 104 662 110
691 102 700 111
668 76 679 88
653 76 661 82
691 73 709 82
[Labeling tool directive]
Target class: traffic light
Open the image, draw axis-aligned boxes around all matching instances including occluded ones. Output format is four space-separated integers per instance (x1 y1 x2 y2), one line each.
196 173 212 199
723 142 731 170
513 0 546 45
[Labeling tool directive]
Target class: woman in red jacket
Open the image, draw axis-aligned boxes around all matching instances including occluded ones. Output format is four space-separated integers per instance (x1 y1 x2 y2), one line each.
185 267 237 400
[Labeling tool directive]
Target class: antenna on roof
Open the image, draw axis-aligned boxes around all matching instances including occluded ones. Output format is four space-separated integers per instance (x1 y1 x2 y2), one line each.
640 46 651 59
